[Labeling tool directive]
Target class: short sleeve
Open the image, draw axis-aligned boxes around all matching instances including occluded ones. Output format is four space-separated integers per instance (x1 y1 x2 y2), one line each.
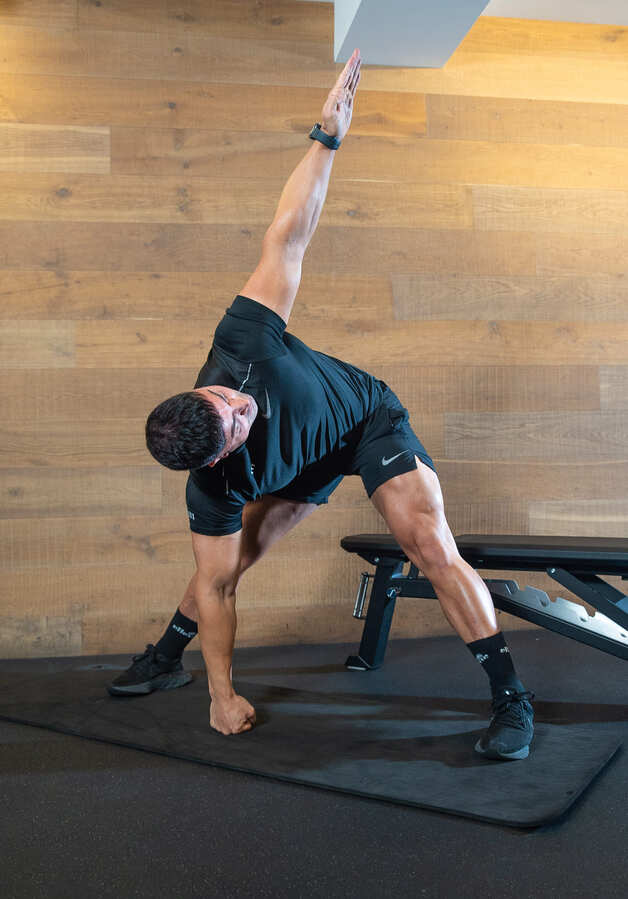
185 474 244 536
212 295 287 362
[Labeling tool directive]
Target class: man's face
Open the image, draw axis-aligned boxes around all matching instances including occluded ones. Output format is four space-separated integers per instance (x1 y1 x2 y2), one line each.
193 385 258 466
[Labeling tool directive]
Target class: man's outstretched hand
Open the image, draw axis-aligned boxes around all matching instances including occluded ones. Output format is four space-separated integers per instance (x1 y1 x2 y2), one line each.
210 693 257 735
320 48 362 142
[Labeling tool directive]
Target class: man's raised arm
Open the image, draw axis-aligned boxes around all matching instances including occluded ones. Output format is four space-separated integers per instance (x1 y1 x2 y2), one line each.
269 48 362 249
239 50 362 325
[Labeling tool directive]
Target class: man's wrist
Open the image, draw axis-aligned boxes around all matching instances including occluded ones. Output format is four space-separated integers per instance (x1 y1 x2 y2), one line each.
310 123 341 150
209 681 236 701
310 138 335 155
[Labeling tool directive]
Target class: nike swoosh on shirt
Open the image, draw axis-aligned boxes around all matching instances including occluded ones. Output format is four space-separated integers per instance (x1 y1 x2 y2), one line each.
381 451 408 466
260 387 272 419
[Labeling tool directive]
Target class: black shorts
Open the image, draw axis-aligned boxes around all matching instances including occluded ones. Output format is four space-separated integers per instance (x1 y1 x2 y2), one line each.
270 386 437 506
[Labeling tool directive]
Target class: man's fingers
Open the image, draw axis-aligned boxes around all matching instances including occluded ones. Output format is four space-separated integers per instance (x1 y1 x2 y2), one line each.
349 64 361 95
343 55 357 88
348 52 361 89
346 57 361 96
338 48 360 89
333 62 360 109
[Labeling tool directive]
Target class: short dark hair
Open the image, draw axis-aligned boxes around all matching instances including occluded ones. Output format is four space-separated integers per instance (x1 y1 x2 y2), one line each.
145 391 226 471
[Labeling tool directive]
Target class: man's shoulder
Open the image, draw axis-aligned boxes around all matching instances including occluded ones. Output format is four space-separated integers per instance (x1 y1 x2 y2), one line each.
212 295 288 363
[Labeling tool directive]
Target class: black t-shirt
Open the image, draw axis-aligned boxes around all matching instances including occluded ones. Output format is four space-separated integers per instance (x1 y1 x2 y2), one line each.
189 295 385 534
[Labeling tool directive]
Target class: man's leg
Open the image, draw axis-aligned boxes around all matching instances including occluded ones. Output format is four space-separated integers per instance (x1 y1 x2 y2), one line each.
148 573 199 662
369 456 534 759
107 496 318 695
178 573 198 620
155 495 320 659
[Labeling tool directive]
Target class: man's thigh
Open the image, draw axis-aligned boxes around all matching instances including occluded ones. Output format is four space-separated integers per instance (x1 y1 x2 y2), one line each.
348 392 437 500
369 454 459 570
239 494 318 575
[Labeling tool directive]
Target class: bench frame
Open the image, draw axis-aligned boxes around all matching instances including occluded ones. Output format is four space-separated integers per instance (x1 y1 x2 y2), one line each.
344 544 628 671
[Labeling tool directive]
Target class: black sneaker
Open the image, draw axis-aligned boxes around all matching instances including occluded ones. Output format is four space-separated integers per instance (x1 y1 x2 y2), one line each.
107 643 193 696
475 687 535 760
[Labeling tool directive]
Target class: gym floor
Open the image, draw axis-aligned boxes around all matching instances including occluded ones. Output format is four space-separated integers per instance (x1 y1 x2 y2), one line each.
1 629 626 899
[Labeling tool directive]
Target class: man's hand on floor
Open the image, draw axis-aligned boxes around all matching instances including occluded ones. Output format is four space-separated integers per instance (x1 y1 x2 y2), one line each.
210 693 257 735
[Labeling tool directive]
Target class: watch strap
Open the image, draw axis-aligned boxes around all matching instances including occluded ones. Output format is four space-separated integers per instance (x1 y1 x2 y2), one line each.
309 123 341 150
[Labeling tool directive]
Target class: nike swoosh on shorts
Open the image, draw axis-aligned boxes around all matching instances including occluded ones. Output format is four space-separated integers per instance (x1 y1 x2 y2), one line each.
381 451 409 466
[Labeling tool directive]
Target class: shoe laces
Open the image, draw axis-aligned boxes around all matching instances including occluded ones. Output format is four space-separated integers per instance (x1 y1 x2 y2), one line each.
130 643 160 672
491 689 535 729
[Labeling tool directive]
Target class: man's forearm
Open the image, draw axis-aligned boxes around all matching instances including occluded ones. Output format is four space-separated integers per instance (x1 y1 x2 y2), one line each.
270 140 336 248
196 588 237 700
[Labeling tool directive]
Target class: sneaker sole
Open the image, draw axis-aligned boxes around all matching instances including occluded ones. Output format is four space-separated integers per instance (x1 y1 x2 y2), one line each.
107 670 193 696
474 738 530 760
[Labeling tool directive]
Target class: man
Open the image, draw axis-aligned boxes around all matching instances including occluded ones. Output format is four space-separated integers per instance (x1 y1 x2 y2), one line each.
108 49 534 760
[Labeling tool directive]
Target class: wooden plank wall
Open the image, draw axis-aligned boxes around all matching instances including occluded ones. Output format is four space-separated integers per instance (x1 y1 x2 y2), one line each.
1 2 627 659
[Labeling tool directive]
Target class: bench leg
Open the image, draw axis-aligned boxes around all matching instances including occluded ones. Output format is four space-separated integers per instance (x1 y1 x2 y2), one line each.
346 559 403 671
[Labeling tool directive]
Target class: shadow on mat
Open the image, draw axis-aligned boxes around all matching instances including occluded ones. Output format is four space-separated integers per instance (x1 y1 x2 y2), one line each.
217 674 628 727
96 660 628 728
95 683 621 777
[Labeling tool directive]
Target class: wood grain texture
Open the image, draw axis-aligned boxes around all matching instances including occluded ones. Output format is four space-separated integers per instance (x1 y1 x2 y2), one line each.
350 365 602 412
473 186 628 235
601 367 628 409
0 222 536 275
536 233 628 275
113 126 628 191
0 321 74 369
0 123 109 174
1 9 626 658
445 411 628 462
0 0 76 30
0 72 426 137
2 9 626 102
76 1 333 43
528 503 628 543
0 468 161 518
0 173 470 230
0 271 391 320
392 274 628 321
0 419 151 468
427 94 628 148
435 460 628 504
0 615 82 657
24 318 620 369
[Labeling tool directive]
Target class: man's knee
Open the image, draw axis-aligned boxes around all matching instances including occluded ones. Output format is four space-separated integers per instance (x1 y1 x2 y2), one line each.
405 517 460 574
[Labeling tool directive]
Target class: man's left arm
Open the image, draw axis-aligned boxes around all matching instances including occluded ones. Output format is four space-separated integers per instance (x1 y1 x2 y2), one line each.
239 49 362 326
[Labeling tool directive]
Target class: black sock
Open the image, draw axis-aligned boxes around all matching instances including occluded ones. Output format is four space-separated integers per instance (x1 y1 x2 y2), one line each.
154 609 198 660
466 632 524 696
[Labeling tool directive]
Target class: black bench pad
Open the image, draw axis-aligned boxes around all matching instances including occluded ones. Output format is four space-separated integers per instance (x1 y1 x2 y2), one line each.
341 534 628 576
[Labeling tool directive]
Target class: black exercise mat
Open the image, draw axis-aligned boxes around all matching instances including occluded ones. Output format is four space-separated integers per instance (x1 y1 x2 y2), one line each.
0 664 620 827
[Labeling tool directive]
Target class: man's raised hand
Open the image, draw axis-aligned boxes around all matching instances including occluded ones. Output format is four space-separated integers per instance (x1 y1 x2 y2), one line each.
320 48 362 142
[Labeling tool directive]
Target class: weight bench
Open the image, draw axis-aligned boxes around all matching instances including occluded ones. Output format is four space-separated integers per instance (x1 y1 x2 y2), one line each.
340 534 628 670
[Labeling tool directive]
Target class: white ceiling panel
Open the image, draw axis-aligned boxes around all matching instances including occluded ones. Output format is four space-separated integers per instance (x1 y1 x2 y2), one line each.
297 1 628 65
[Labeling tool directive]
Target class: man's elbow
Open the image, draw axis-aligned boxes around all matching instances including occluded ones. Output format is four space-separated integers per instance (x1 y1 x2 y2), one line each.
266 217 308 252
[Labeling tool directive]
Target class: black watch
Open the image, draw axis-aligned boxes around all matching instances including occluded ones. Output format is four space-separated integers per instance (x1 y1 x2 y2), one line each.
309 123 341 150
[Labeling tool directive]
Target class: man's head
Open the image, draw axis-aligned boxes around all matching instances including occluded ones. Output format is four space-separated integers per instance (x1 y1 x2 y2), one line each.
145 385 258 471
